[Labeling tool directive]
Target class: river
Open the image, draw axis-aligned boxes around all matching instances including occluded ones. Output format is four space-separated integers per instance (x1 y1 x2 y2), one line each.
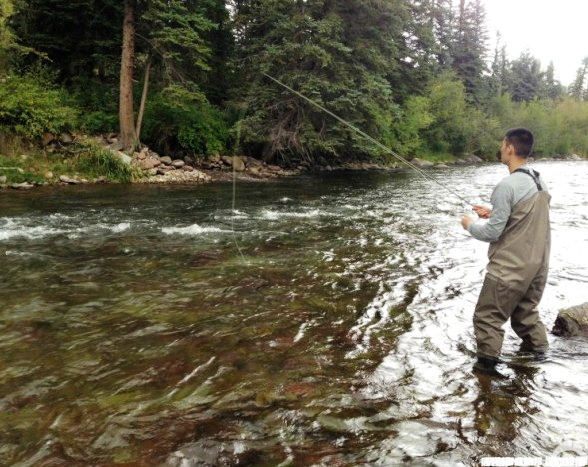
1 161 588 466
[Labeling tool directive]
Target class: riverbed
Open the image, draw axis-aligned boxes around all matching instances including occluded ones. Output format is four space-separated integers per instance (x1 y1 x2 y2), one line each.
1 161 588 465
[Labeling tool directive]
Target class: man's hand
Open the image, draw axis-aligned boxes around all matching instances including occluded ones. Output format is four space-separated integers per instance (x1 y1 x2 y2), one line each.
461 214 475 230
473 204 492 219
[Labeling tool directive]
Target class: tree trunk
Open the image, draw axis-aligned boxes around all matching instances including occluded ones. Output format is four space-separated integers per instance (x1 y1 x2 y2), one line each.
135 55 151 143
119 0 137 150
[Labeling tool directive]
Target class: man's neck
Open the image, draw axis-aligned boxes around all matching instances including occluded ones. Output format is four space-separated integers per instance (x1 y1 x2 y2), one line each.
508 157 527 173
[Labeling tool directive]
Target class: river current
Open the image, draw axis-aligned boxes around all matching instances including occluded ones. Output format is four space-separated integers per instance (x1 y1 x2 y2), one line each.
1 161 588 465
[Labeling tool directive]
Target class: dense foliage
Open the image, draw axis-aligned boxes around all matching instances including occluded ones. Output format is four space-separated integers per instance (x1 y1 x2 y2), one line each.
1 0 588 166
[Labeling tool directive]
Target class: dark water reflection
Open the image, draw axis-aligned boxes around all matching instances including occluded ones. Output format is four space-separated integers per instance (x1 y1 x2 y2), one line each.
1 161 588 465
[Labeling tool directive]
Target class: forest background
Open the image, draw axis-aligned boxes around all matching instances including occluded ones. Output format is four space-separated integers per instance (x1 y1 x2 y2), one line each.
1 0 588 178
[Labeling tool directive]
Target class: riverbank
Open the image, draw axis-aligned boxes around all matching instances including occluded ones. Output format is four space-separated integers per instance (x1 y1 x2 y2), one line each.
0 135 586 190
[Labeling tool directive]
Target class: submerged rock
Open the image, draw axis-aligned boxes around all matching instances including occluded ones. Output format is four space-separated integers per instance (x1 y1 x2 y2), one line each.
552 302 588 337
166 438 261 466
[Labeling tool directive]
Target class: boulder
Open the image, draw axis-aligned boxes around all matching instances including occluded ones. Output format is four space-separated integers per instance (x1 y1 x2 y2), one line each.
136 156 161 170
249 166 262 175
570 154 583 161
220 156 246 171
552 302 588 337
157 166 174 175
59 175 80 184
232 156 246 172
134 147 149 160
115 151 132 165
11 182 35 190
172 159 185 168
246 157 264 168
410 158 434 168
465 154 484 164
42 133 55 146
60 133 74 144
160 156 173 165
0 175 7 184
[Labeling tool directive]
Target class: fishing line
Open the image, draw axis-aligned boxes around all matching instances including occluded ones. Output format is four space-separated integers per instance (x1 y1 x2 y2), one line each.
231 120 248 264
263 73 473 208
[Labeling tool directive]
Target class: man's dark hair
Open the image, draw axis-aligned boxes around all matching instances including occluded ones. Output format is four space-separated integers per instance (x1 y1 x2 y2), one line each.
504 128 534 157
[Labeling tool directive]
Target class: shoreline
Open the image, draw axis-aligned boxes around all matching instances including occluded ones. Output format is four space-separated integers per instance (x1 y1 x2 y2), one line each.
1 152 585 191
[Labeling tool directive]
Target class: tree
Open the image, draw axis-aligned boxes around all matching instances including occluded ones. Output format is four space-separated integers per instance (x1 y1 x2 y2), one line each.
507 51 543 102
231 0 441 163
119 0 137 149
569 56 588 100
121 0 220 149
488 34 507 98
450 0 488 102
11 0 122 81
429 0 455 72
422 72 470 154
543 61 564 100
12 0 220 150
0 0 14 74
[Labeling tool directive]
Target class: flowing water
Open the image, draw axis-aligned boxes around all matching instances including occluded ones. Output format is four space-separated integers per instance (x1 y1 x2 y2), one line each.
1 161 588 466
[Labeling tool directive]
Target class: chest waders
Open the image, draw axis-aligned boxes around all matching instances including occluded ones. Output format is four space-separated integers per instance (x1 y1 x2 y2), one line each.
474 170 551 362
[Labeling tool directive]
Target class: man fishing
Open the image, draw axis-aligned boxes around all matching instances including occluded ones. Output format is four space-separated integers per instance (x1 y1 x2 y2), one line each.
461 128 551 374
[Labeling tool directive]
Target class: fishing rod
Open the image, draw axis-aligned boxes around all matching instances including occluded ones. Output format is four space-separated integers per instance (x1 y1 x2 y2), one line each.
263 73 473 208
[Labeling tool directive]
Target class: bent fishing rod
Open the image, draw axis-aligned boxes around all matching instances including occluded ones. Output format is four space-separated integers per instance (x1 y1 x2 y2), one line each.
263 73 473 208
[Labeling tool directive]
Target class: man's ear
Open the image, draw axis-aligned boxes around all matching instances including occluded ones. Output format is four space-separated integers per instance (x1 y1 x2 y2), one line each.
505 143 515 157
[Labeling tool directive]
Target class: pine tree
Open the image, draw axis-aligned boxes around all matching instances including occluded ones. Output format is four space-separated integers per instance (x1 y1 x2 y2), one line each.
544 61 563 100
232 0 436 163
569 57 588 100
488 34 506 97
11 0 122 81
450 0 488 103
507 51 544 102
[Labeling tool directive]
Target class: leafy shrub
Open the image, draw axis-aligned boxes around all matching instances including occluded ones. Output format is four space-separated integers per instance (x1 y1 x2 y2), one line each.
0 74 78 139
142 86 229 156
79 110 118 134
70 77 119 134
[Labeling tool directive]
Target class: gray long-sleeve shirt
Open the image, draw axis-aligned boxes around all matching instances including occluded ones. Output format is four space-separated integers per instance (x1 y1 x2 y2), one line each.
468 165 549 243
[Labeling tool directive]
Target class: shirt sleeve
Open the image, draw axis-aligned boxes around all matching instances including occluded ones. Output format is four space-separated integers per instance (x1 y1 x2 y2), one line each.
467 179 514 243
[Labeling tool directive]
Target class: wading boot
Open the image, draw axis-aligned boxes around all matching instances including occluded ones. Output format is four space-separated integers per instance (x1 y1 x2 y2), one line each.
473 356 509 377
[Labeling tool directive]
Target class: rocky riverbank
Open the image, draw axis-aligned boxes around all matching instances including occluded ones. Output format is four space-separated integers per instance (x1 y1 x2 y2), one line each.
0 133 586 190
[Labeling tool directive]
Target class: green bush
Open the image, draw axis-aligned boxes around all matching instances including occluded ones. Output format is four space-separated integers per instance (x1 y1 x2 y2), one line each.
142 86 229 156
0 74 78 139
421 73 469 155
70 77 119 134
79 110 118 134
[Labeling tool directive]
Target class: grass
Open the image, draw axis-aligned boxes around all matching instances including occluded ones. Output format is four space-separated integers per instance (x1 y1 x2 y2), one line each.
0 139 142 185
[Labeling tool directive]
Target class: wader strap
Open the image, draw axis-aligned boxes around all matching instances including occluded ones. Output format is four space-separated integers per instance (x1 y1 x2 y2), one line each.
514 168 543 191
